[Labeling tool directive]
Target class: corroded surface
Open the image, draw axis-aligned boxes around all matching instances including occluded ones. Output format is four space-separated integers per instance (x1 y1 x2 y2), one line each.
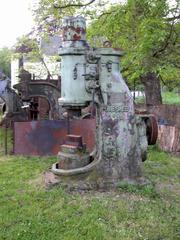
0 78 27 125
52 16 151 189
14 119 95 156
58 134 90 170
14 80 61 119
94 81 146 184
62 16 86 42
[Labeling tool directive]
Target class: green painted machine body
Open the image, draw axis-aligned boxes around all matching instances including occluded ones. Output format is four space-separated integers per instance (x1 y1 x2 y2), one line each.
53 16 151 189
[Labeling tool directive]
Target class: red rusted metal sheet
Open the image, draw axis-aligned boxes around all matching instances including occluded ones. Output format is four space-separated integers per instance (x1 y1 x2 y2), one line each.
70 119 95 152
13 119 95 156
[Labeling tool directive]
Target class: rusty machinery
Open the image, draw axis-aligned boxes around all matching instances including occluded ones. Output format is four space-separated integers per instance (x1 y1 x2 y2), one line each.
0 69 61 125
13 69 61 120
0 76 27 126
0 16 158 190
50 16 158 190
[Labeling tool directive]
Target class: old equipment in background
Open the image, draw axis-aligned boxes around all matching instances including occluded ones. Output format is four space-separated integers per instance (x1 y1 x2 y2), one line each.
0 69 61 125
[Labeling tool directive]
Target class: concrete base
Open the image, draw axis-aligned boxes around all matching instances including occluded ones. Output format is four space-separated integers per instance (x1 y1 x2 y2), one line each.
44 170 147 191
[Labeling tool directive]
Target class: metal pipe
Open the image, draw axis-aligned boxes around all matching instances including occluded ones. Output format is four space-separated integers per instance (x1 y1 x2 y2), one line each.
51 148 100 176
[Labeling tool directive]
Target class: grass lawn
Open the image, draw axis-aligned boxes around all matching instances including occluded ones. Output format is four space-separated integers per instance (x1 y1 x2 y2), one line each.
0 146 179 240
162 91 180 105
135 91 180 105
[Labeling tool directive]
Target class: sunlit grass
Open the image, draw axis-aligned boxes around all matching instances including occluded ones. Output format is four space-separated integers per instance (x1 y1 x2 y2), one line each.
0 146 179 240
162 91 180 105
135 91 180 105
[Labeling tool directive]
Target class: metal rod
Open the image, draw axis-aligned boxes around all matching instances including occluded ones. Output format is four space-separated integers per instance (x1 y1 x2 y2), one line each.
91 90 95 117
4 121 7 155
133 79 136 100
67 112 70 134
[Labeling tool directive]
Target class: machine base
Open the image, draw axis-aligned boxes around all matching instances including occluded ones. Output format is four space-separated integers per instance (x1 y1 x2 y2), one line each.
44 170 147 191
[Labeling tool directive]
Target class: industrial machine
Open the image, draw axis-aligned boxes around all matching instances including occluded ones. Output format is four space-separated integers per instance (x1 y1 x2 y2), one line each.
51 16 157 189
13 69 61 120
0 69 61 125
0 75 27 125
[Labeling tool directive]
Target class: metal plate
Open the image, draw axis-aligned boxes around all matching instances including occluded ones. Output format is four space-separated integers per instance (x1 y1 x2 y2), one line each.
13 119 95 156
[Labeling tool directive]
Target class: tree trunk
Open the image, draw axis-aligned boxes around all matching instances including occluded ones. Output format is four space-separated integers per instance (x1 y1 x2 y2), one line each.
141 72 162 106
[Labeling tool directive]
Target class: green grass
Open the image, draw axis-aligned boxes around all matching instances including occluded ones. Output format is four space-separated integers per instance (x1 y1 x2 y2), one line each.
0 147 179 240
162 91 180 105
135 91 180 105
0 127 13 155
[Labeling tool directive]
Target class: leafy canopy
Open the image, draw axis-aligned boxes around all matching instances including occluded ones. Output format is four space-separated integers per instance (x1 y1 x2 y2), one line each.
32 0 179 90
87 0 179 89
0 47 12 77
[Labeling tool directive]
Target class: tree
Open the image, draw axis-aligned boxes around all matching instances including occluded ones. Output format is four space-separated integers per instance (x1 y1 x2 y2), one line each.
32 0 108 35
12 35 56 79
32 0 180 105
87 0 179 105
13 35 40 61
0 47 12 77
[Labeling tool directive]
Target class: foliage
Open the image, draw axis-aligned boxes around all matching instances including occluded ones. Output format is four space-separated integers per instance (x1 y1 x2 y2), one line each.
0 147 179 240
13 35 41 62
32 0 180 103
159 64 180 91
12 35 59 79
0 47 12 77
87 0 180 88
32 0 107 36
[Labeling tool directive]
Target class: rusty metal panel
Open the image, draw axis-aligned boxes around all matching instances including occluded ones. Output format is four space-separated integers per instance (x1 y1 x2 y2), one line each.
13 119 95 156
70 119 96 153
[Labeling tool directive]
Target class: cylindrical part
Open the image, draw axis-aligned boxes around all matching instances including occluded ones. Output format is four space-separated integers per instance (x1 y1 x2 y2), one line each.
61 16 86 47
59 16 91 108
59 53 91 107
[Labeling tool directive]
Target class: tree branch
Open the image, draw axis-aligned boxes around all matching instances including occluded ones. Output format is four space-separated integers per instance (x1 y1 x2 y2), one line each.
54 0 96 9
159 74 166 86
166 14 180 21
152 22 175 58
97 9 117 19
164 2 180 21
121 66 130 73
